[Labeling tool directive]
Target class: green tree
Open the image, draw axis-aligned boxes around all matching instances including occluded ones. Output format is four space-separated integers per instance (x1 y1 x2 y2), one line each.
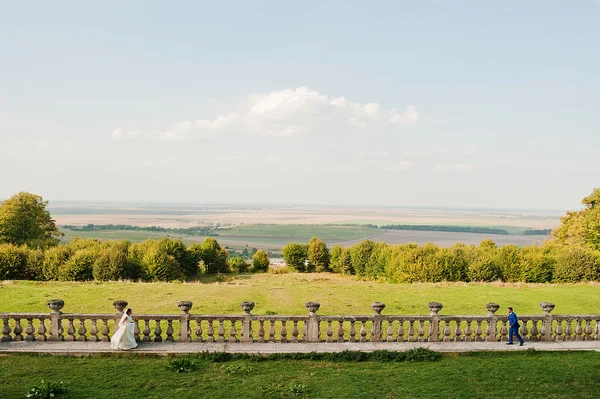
252 250 270 273
307 236 330 272
349 240 376 277
553 188 600 250
229 257 250 273
188 238 229 274
495 245 521 282
282 242 308 272
0 192 62 247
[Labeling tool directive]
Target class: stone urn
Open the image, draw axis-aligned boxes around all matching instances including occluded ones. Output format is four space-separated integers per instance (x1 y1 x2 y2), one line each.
486 303 500 315
178 301 193 314
305 302 321 315
47 299 65 314
428 302 443 315
241 301 255 314
371 302 386 315
540 302 555 315
112 300 128 313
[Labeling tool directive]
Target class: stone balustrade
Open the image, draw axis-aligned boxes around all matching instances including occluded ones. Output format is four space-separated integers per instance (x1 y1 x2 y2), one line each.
1 300 599 344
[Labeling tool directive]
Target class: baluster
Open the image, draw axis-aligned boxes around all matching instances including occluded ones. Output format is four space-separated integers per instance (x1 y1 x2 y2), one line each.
583 319 593 341
89 319 99 342
258 320 265 343
337 319 345 343
1 317 11 342
418 320 425 342
143 320 151 342
268 319 276 342
166 320 174 342
25 318 36 342
349 320 356 343
207 320 215 343
65 318 75 342
13 318 23 341
133 320 140 342
397 320 405 343
499 320 508 342
530 319 540 341
217 319 225 343
230 320 238 343
443 320 451 342
564 319 572 341
359 321 367 342
575 319 584 341
58 317 64 340
386 321 394 342
326 320 333 343
464 320 473 342
37 317 47 341
195 320 203 343
595 320 600 341
154 319 163 342
454 319 462 342
291 320 299 343
77 318 87 341
101 318 110 342
408 320 416 342
280 320 288 343
475 319 483 342
520 319 529 342
554 319 564 341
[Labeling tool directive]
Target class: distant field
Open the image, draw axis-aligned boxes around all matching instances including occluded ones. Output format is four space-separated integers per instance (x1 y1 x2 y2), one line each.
218 224 378 240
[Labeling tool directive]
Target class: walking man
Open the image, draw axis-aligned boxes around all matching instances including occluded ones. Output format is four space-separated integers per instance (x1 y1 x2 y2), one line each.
507 307 524 346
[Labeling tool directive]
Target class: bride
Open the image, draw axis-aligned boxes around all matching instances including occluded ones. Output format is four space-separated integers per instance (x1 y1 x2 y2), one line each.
110 308 138 350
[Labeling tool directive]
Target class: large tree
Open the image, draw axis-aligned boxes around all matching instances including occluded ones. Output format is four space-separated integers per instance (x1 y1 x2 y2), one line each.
307 236 330 272
553 188 600 250
0 192 62 248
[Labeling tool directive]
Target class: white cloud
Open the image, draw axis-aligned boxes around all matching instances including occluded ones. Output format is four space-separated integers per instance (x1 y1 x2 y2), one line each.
265 154 283 162
128 157 174 169
434 163 479 172
213 155 247 162
112 87 420 140
387 161 414 171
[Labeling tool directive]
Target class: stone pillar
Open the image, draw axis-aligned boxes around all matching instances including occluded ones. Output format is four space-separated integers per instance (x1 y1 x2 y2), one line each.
178 301 193 342
305 302 320 343
428 302 443 342
485 302 500 342
370 302 385 342
540 302 555 342
47 299 64 342
241 301 255 343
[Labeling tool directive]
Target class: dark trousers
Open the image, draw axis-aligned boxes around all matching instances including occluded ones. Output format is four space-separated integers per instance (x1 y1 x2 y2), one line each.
508 326 524 343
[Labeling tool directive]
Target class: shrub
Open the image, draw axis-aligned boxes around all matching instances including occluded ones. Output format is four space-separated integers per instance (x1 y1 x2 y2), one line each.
26 380 67 398
168 357 202 373
553 247 600 282
140 246 183 282
519 246 553 283
188 238 229 274
252 250 270 273
41 246 72 280
25 248 46 280
159 238 196 277
282 243 308 272
0 243 29 279
404 347 443 362
307 236 330 272
229 257 250 273
495 245 521 282
93 244 129 281
66 237 101 252
438 244 469 281
268 266 292 274
349 240 376 277
466 244 501 282
58 248 97 281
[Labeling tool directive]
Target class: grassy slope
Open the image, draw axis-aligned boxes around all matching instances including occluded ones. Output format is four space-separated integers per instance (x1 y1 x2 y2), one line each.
1 352 599 398
1 274 598 315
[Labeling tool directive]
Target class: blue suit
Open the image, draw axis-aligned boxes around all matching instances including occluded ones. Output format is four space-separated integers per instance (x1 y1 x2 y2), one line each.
508 312 524 344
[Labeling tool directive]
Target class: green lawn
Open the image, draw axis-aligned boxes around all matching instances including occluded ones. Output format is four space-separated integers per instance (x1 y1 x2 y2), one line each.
0 352 599 398
1 274 598 316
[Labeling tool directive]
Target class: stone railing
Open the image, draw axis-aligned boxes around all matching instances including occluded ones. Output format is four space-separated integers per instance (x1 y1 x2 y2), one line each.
1 300 599 343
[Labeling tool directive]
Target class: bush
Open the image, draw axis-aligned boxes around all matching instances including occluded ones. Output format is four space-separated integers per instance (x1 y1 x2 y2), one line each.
268 266 292 274
252 250 270 273
307 236 330 272
93 243 129 281
57 248 96 281
438 244 469 281
229 257 250 273
466 244 501 282
282 243 308 272
26 380 67 398
159 238 196 277
0 243 29 279
553 247 600 282
188 238 229 274
41 246 72 280
25 248 46 280
519 246 553 283
140 246 183 282
168 357 202 373
349 240 376 277
495 245 521 282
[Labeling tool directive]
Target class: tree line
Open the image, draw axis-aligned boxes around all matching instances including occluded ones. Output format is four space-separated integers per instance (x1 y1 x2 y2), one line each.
63 224 218 237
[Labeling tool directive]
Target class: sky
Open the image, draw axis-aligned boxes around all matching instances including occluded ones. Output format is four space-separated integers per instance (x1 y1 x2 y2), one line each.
0 1 599 210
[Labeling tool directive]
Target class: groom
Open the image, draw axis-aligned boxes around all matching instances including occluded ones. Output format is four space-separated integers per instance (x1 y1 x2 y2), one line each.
506 307 524 346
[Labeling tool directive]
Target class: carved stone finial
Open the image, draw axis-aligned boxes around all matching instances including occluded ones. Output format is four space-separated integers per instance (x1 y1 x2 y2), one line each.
371 302 386 315
305 302 320 315
112 300 128 313
486 303 500 315
540 302 555 315
178 301 193 314
428 302 443 315
241 301 255 314
47 299 64 314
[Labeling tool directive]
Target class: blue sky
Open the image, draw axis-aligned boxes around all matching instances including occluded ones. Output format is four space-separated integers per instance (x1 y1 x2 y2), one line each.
1 1 598 210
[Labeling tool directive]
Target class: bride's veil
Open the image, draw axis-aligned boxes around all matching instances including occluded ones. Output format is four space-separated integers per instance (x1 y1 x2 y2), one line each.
119 310 129 327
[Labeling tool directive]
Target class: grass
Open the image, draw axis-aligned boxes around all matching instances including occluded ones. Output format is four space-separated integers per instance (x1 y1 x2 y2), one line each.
1 274 598 315
218 224 378 241
0 351 599 398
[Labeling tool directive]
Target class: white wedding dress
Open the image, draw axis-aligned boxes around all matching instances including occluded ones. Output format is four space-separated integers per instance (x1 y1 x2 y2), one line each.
110 313 138 350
